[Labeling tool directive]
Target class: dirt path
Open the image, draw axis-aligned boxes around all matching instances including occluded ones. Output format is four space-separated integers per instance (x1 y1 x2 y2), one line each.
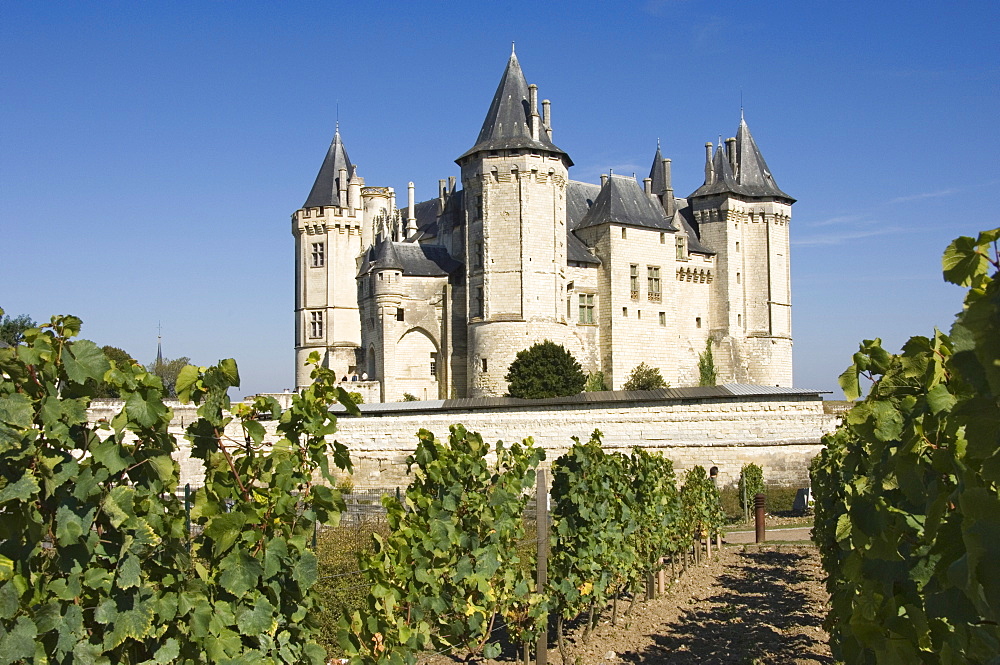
422 545 831 665
556 546 831 665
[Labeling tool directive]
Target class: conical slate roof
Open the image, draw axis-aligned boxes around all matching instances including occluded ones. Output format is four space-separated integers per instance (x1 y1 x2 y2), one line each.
304 129 353 208
576 175 676 232
457 52 571 163
371 237 403 271
649 145 667 196
689 116 794 202
734 116 793 200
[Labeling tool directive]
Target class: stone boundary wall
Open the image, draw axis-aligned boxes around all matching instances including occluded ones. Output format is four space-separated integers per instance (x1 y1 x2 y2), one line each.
88 394 840 491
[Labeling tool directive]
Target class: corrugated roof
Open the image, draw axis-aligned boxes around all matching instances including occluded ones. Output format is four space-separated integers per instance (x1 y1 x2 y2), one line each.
457 52 572 164
330 384 828 415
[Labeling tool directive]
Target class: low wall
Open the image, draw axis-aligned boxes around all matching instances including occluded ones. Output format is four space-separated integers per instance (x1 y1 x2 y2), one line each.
90 386 839 492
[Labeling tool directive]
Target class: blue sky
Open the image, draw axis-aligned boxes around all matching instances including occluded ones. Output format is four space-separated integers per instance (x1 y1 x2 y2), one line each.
3 1 998 398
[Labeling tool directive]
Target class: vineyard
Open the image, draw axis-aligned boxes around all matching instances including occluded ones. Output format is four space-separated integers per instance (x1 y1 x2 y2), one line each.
2 229 995 664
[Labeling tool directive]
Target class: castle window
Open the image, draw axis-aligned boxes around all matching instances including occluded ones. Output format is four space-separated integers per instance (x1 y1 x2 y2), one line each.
696 317 702 328
567 296 571 319
396 308 404 321
738 314 742 327
647 266 661 302
660 232 666 244
311 242 325 267
659 312 666 326
676 237 686 261
578 294 594 324
475 242 483 268
474 287 484 318
482 358 488 372
621 228 627 239
476 195 483 220
430 352 437 377
309 311 323 338
630 264 639 299
737 272 741 284
622 307 628 317
736 241 740 252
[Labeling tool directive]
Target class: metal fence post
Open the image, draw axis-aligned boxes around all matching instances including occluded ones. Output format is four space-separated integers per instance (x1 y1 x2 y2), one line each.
184 483 191 548
536 468 548 665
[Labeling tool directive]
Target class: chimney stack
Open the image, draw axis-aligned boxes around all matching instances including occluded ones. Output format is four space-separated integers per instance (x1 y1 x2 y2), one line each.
643 177 653 196
337 167 348 207
726 137 737 177
705 142 715 184
600 173 608 187
528 84 540 140
542 99 551 140
407 181 416 238
663 158 675 216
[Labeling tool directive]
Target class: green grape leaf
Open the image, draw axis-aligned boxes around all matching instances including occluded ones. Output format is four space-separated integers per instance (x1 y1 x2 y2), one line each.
0 615 38 665
219 549 263 598
236 596 277 636
63 339 110 385
0 471 39 504
0 393 33 429
942 234 989 286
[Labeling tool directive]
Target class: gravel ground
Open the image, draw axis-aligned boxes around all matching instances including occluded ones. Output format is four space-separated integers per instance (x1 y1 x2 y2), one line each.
421 545 831 665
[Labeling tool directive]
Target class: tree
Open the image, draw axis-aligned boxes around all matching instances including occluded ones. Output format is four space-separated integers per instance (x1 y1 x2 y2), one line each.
91 345 137 398
698 339 717 386
622 362 667 391
0 312 36 346
505 340 586 398
147 356 191 397
585 370 608 392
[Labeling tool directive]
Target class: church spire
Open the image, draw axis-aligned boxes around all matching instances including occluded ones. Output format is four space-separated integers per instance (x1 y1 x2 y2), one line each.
304 127 354 208
456 51 571 164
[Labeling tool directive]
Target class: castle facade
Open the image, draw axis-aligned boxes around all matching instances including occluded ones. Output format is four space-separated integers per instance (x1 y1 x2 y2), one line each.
292 52 794 401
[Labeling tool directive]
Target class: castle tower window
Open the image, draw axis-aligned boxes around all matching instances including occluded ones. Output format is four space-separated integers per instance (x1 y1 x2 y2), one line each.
622 307 628 317
736 272 741 284
474 287 484 318
396 308 404 321
475 242 483 268
736 241 740 252
621 228 627 239
659 312 666 326
430 352 437 377
696 317 702 328
738 314 742 327
647 266 661 302
309 311 324 338
578 294 594 324
311 242 325 267
660 232 666 244
676 237 686 261
630 264 639 299
567 296 571 319
482 358 488 372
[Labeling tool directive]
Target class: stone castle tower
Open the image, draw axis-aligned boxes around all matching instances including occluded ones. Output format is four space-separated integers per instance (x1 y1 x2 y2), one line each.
291 51 794 399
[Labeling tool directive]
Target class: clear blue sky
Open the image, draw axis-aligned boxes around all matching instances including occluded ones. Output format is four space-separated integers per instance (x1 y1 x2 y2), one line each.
3 1 997 399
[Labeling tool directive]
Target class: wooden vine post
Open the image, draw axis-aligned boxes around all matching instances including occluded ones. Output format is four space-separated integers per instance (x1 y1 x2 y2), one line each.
536 468 549 665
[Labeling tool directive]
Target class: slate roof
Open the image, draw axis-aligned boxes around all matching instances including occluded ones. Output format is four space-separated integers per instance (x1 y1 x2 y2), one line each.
649 146 669 196
457 52 571 163
359 238 461 277
575 175 677 232
734 116 793 200
395 243 461 276
304 129 354 208
672 203 714 255
690 116 794 202
329 383 827 415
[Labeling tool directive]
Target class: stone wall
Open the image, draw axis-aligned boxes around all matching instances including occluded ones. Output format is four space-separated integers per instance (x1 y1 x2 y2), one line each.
90 390 839 493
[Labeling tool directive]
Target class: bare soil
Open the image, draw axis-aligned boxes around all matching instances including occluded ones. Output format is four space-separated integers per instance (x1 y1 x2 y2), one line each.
422 545 831 665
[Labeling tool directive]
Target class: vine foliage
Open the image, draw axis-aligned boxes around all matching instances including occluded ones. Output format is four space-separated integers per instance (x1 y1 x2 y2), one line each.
811 228 1000 664
339 425 543 665
0 314 354 664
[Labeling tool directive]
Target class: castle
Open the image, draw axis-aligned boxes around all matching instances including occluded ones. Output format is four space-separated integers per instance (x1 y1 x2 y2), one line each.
292 51 794 401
